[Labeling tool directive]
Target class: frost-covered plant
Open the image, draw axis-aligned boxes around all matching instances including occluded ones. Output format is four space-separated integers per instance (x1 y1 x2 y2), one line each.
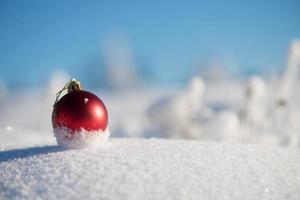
148 77 205 139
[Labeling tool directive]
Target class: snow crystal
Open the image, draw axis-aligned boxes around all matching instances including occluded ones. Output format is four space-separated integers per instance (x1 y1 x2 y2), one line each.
0 139 299 200
54 127 110 149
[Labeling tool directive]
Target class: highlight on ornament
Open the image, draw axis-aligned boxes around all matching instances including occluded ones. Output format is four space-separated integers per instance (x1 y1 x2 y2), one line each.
52 78 109 148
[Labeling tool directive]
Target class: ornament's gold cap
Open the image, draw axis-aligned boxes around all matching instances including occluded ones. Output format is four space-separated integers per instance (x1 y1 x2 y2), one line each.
68 79 82 92
53 78 83 108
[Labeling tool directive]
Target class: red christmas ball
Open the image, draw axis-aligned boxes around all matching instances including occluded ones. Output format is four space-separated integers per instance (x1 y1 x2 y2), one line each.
52 79 109 148
52 90 108 132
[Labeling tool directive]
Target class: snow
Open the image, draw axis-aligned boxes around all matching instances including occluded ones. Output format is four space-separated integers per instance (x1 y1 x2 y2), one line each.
148 77 205 139
243 76 267 127
53 127 110 148
0 139 299 200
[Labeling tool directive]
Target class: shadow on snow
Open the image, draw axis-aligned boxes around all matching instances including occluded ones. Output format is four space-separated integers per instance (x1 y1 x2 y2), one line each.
0 145 65 162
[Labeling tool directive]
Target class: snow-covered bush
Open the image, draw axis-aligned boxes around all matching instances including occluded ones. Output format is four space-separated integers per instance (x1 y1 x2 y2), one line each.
147 77 205 139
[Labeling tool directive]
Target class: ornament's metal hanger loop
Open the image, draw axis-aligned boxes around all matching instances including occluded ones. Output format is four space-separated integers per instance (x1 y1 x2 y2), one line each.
53 78 82 107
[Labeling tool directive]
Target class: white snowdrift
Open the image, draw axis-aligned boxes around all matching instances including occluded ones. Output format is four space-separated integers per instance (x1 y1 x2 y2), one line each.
0 139 299 200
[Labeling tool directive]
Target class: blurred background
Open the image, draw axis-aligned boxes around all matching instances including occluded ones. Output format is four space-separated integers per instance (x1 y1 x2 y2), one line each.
0 0 300 148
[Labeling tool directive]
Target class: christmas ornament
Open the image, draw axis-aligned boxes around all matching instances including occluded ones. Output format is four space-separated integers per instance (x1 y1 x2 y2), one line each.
52 79 109 148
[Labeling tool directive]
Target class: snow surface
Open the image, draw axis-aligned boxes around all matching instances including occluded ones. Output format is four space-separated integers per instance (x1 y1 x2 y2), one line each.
1 139 299 200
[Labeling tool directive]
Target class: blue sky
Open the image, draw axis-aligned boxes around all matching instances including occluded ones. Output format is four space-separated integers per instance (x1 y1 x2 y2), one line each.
0 0 299 88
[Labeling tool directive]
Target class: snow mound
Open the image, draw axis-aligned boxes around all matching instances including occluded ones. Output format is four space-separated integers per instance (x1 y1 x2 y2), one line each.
0 139 299 200
53 127 110 149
